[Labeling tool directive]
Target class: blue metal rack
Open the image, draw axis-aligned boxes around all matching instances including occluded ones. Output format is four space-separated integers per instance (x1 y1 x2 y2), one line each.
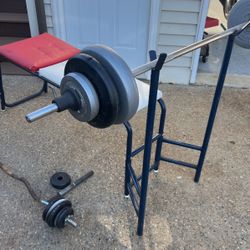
123 34 236 236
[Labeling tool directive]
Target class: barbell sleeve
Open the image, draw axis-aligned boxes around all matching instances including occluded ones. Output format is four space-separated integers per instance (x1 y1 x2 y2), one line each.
25 103 59 123
26 90 81 123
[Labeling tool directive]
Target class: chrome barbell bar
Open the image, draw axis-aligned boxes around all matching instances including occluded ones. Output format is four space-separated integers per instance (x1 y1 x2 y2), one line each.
132 21 250 76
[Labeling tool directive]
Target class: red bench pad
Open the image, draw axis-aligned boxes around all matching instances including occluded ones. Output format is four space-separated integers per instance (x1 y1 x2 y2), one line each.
205 16 219 29
0 33 80 72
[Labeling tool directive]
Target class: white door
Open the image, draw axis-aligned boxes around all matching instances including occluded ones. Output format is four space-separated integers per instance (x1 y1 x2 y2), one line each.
52 0 151 69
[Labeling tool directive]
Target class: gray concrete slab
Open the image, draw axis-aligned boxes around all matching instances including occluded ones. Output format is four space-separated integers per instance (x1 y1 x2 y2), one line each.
197 0 250 88
0 75 249 249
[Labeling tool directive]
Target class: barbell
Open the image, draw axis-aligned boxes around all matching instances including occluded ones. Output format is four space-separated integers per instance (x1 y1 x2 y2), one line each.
26 2 250 128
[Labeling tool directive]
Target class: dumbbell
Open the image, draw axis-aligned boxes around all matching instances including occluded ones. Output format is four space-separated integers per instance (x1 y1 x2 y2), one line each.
26 46 140 128
41 197 76 228
41 170 94 229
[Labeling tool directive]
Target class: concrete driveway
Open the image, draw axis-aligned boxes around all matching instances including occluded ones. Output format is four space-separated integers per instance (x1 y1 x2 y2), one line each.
0 75 249 249
197 0 250 88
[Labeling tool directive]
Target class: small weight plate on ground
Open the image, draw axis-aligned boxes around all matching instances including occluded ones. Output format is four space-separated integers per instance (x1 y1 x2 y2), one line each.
61 73 100 122
65 53 120 128
82 45 139 124
228 0 250 49
50 172 72 189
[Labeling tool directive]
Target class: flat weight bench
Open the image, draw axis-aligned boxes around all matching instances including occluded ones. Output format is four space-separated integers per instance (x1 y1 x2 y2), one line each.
0 33 162 111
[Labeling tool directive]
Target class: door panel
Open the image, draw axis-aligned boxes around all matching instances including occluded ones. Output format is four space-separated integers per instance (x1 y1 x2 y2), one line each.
60 0 150 68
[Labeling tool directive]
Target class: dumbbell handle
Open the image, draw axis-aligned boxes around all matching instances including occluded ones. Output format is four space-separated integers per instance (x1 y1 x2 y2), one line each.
26 104 58 123
65 217 78 228
58 170 94 197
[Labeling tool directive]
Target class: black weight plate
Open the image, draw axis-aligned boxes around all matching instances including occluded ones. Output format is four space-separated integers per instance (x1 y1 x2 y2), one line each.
50 172 72 190
44 198 67 226
54 207 74 228
82 45 139 124
64 53 119 128
42 196 61 221
46 199 72 227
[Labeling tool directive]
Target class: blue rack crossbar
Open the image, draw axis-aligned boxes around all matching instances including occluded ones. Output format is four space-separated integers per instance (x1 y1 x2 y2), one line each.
131 134 161 157
160 156 197 169
127 164 141 196
163 138 202 151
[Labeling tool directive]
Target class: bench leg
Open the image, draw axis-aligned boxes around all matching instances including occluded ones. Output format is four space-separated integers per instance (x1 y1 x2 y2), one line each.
0 64 48 109
0 64 6 110
43 81 48 93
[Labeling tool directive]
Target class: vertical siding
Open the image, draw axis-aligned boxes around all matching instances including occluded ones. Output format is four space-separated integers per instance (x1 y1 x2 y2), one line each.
43 0 54 34
157 0 201 84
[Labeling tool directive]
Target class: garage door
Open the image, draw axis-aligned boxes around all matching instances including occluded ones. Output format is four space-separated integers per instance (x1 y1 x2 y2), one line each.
52 0 151 69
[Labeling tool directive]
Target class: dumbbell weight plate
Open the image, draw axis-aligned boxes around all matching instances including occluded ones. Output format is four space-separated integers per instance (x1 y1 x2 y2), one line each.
45 199 72 227
228 0 250 49
42 196 61 221
65 53 119 128
60 73 100 122
50 172 72 189
44 198 67 226
82 45 139 124
54 207 74 228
